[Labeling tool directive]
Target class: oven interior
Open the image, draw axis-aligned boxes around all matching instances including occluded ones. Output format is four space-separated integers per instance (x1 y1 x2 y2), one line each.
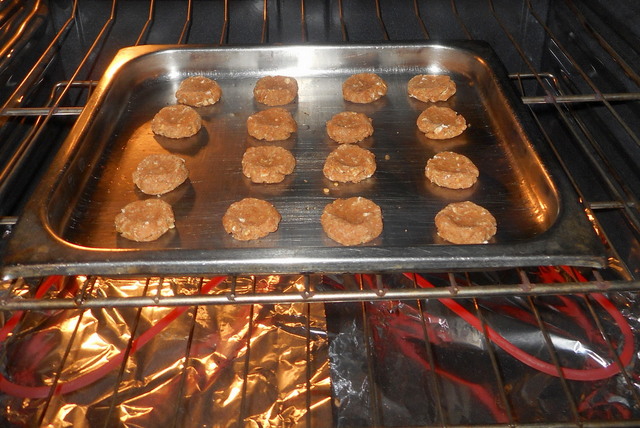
1 0 640 426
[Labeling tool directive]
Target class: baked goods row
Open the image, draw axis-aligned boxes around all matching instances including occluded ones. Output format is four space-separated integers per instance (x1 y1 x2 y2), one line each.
115 73 496 246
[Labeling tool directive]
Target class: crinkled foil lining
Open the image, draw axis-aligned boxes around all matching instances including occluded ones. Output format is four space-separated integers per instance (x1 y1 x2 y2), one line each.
0 276 331 427
322 272 640 426
1 271 640 427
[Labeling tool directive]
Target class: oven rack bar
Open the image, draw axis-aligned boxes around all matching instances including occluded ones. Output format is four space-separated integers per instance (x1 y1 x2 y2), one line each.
0 0 48 73
14 274 640 427
488 2 640 244
2 273 639 311
495 14 640 279
526 2 640 149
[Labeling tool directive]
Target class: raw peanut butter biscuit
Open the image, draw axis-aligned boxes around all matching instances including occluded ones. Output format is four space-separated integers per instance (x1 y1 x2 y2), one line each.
247 107 297 141
408 74 456 102
417 105 467 140
115 199 175 242
435 201 497 244
321 197 383 246
323 144 376 183
342 73 388 104
151 105 202 139
133 153 189 195
425 151 478 189
223 198 281 241
254 76 298 106
242 146 296 184
326 111 374 144
176 75 222 107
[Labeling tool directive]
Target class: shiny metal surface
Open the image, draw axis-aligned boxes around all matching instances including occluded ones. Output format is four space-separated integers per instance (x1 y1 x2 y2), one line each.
1 42 605 278
1 276 639 312
1 272 638 426
0 275 332 427
0 0 47 74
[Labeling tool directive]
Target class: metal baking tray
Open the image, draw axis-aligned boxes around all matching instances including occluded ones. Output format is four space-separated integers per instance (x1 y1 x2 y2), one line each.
1 42 606 278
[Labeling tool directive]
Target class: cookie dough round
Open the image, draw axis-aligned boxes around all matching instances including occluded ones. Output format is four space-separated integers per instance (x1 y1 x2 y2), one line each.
247 107 297 141
133 153 189 195
321 197 383 246
222 198 281 241
408 74 456 102
151 105 202 139
176 75 222 107
417 105 467 140
342 73 388 104
326 111 374 144
425 151 478 189
435 201 497 244
242 146 296 184
115 199 175 242
254 75 298 106
323 144 376 183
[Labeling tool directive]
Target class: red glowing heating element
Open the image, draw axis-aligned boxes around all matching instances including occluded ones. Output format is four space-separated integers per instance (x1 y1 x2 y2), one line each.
402 269 635 381
0 276 228 399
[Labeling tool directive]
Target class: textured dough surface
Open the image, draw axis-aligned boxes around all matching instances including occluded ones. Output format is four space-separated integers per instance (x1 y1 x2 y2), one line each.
242 146 296 183
321 197 383 245
115 199 175 242
435 201 497 244
133 153 189 195
254 76 298 106
222 198 281 241
342 73 388 104
247 107 297 141
326 111 374 144
425 151 478 189
417 105 467 140
408 74 456 102
151 105 202 139
323 144 376 183
176 76 222 107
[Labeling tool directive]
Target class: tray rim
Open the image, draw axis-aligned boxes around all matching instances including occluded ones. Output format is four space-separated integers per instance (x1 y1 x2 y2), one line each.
0 41 607 279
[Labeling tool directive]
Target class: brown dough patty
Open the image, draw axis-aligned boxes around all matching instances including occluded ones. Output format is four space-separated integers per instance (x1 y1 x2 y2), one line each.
176 76 222 107
151 105 202 139
242 146 296 184
115 199 175 242
342 73 388 104
323 144 376 183
321 197 383 246
222 198 281 241
133 153 189 195
417 105 467 140
326 111 374 144
247 107 297 141
407 74 456 102
425 151 478 189
435 201 497 244
254 75 298 106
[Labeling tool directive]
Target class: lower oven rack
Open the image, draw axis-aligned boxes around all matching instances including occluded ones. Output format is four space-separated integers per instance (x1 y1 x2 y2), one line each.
1 0 640 426
1 272 639 427
1 270 640 311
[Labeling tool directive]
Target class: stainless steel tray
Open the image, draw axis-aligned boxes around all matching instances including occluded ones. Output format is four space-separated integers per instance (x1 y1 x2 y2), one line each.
1 42 606 278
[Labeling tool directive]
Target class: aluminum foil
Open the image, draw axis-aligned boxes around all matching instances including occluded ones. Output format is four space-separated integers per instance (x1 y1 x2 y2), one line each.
1 270 639 427
0 275 331 427
322 271 640 426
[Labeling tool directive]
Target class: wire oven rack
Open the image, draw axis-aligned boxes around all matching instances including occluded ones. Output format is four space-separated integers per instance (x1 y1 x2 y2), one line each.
1 0 640 426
